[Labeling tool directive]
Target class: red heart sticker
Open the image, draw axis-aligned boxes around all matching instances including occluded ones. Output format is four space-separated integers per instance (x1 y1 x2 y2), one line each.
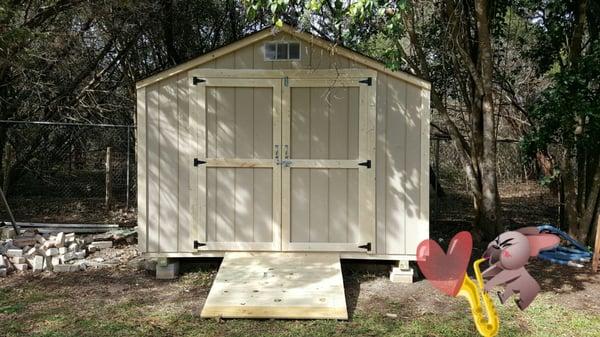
416 231 473 297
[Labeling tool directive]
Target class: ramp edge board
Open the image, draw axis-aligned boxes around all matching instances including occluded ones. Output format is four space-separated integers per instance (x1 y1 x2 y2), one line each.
201 306 348 320
200 252 348 320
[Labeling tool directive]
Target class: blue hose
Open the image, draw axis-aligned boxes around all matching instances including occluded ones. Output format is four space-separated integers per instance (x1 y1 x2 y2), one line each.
536 224 592 266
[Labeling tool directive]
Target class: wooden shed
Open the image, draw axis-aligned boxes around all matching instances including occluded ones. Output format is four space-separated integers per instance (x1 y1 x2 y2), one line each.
135 24 430 281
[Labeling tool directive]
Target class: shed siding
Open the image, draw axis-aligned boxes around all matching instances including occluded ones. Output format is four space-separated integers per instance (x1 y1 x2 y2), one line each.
138 31 429 256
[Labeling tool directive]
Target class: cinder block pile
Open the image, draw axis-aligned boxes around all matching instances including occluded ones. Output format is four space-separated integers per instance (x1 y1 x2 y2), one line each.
0 227 114 277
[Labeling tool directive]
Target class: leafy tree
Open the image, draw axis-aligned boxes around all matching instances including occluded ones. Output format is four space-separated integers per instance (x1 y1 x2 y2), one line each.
521 0 599 244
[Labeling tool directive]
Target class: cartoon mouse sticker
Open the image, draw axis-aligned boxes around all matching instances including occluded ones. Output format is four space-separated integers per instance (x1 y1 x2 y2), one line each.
482 227 560 310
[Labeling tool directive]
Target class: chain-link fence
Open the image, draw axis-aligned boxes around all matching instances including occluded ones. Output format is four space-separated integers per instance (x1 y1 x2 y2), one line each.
0 121 135 224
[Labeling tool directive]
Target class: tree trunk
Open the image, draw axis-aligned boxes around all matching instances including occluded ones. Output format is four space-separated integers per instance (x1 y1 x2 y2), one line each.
561 147 580 237
475 0 502 239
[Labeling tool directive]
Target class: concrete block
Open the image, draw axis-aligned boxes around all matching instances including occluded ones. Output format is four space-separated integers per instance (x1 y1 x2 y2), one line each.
0 256 6 268
389 268 414 284
155 260 179 280
13 237 36 248
35 234 46 244
61 252 75 263
65 233 76 243
58 247 68 255
51 256 61 267
68 243 79 252
25 247 37 256
74 251 86 259
45 248 59 257
14 263 28 271
55 232 65 248
6 249 23 257
53 264 78 273
31 256 44 272
1 227 16 239
0 268 6 277
91 241 112 249
87 245 97 253
11 256 27 264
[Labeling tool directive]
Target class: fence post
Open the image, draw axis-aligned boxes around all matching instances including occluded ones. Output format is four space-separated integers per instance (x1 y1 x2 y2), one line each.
126 127 130 209
105 147 112 210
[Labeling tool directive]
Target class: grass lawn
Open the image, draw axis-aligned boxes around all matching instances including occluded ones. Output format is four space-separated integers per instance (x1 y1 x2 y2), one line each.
1 259 599 337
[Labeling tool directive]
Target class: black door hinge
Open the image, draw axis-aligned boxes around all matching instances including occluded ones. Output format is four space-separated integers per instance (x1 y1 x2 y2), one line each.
358 160 371 169
193 240 206 249
193 158 206 167
358 242 372 251
359 77 372 86
192 77 206 85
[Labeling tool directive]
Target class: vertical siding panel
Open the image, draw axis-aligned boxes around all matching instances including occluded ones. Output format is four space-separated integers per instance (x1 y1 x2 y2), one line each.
177 74 191 252
309 88 329 242
253 41 272 69
254 88 273 242
146 85 160 252
419 88 431 252
234 46 254 69
290 88 310 242
376 75 388 254
216 53 235 68
386 78 407 254
235 88 254 242
347 87 360 243
159 79 179 252
216 88 235 242
136 87 147 252
328 88 348 243
198 60 216 69
206 89 217 242
404 85 423 254
310 45 331 69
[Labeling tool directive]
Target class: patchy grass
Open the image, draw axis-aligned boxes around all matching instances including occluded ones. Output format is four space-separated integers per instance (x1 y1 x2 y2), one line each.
0 262 598 337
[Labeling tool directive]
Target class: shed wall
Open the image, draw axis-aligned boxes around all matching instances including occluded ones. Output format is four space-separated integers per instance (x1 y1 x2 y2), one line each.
136 32 429 256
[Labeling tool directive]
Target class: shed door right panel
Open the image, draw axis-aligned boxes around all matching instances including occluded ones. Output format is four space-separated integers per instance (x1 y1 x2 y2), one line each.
282 78 376 253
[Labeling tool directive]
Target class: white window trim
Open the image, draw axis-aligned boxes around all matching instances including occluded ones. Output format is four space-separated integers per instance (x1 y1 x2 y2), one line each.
264 42 301 61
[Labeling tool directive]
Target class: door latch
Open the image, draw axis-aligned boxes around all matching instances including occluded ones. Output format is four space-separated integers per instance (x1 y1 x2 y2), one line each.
193 241 206 249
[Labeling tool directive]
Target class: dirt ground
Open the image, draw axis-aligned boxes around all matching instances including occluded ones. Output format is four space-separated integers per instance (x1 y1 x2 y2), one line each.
0 256 599 337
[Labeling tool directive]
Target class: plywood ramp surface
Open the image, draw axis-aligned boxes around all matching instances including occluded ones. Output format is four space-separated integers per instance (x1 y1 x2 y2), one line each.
201 252 348 320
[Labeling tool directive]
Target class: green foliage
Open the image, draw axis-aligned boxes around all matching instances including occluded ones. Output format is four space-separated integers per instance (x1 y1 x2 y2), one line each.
524 40 600 155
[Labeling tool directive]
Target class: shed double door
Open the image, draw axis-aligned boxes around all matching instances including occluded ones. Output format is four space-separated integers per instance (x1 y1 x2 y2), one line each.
190 70 375 253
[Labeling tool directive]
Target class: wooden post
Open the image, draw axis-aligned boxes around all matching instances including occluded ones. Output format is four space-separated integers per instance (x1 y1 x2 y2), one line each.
593 216 600 273
105 147 112 210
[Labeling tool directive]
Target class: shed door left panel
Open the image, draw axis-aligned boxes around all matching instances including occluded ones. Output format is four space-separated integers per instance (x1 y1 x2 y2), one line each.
190 76 282 251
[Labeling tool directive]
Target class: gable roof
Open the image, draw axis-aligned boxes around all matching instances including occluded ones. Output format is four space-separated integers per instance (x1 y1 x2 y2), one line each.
136 23 430 90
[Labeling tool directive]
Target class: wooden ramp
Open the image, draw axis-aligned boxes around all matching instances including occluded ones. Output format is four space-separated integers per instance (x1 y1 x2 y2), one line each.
201 252 348 320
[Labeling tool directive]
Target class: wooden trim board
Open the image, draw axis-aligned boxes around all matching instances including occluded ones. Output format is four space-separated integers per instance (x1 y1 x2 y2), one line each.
201 252 348 320
142 251 418 260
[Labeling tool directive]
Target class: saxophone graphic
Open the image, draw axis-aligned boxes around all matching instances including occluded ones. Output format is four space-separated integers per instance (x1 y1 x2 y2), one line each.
458 258 499 337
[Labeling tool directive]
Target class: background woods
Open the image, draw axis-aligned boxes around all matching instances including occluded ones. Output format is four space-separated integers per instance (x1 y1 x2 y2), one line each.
0 0 598 245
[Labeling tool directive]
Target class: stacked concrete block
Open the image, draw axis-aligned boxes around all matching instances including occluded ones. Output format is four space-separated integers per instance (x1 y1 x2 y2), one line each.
0 228 120 277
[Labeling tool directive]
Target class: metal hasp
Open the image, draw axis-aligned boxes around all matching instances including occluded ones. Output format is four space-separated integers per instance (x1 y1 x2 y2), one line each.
192 77 206 85
193 240 206 249
358 242 372 251
193 158 207 167
358 77 372 86
358 160 371 169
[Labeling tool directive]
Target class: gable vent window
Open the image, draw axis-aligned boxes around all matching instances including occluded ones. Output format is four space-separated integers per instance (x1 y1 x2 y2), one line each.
264 42 301 61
